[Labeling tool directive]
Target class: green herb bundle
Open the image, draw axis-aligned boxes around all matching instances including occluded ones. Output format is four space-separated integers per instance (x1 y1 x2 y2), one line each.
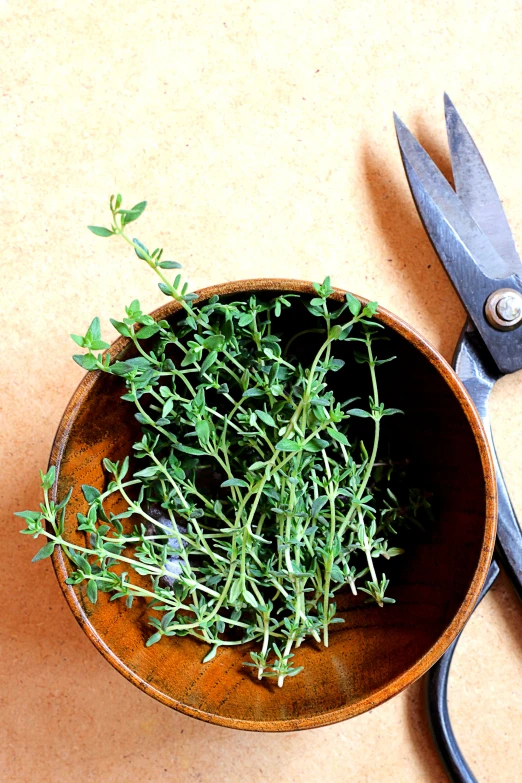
18 197 431 686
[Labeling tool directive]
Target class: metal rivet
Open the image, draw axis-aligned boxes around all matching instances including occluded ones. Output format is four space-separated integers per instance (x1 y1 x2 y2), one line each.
485 288 522 331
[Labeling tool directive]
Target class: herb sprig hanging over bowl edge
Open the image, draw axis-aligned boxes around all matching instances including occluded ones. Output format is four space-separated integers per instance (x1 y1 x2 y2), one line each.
17 196 432 687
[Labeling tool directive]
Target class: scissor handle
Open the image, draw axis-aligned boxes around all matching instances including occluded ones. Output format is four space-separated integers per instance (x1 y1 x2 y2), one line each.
426 559 500 783
491 445 522 601
453 324 522 598
426 324 522 782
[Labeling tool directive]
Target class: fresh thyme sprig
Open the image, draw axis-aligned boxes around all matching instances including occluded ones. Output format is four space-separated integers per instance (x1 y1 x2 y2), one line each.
17 196 431 687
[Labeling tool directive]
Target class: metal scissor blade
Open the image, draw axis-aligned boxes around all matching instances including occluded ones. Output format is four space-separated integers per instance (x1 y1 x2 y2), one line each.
394 113 510 279
444 93 522 275
394 112 522 374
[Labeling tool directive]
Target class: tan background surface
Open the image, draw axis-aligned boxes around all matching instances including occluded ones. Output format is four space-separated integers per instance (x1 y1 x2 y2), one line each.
1 2 522 781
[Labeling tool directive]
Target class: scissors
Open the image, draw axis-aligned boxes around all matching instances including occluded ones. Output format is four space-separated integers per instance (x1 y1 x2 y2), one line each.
394 95 522 783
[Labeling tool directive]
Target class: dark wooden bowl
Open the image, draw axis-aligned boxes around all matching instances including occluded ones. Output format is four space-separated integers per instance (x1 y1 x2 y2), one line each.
50 279 496 731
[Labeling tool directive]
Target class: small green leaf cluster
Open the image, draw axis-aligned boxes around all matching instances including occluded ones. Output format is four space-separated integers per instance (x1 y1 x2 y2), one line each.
18 196 432 687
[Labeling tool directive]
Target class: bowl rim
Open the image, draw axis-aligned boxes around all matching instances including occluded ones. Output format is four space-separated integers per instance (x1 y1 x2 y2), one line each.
50 278 497 731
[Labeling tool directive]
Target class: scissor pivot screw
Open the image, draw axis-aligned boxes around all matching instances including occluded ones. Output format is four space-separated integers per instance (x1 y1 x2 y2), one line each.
485 288 522 330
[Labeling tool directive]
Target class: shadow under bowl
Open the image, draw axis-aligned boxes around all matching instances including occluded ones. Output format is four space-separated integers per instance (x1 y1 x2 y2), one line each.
50 279 496 731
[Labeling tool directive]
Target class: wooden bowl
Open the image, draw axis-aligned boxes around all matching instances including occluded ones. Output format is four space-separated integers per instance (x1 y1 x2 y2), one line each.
50 279 496 731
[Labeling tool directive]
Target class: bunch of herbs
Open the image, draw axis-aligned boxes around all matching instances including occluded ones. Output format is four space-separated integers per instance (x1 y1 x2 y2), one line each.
18 197 431 686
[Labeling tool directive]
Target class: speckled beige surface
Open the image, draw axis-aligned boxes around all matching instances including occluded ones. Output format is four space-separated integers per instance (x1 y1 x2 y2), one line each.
1 2 522 781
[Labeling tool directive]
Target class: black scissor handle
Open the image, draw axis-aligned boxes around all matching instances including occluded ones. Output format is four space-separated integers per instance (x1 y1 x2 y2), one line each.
426 559 500 783
426 324 522 782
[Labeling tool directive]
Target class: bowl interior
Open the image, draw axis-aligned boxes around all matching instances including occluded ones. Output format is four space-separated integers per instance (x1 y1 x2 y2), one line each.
51 280 495 730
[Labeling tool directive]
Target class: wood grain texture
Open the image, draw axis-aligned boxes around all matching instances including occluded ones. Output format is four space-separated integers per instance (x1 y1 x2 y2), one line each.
49 279 496 730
